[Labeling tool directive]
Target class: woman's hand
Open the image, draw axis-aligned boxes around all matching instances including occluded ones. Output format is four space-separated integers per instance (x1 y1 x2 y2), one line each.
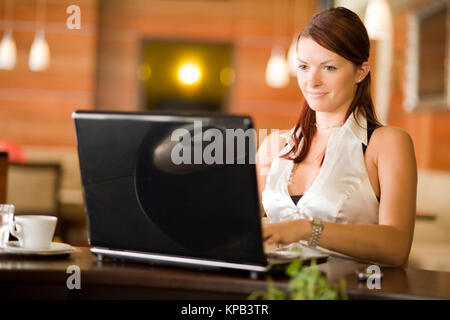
262 219 309 245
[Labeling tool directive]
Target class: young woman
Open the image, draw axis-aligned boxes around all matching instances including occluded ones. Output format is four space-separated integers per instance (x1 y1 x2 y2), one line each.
256 7 417 266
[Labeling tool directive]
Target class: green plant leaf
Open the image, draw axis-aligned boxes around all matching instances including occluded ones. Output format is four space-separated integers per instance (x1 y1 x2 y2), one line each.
249 257 348 300
285 259 302 277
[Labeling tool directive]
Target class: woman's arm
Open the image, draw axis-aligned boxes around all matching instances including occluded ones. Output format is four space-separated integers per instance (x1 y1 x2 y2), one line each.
263 127 417 266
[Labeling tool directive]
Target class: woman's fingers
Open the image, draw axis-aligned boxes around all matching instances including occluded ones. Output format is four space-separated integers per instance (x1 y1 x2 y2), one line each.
266 234 279 245
262 219 304 245
262 225 274 239
262 225 280 244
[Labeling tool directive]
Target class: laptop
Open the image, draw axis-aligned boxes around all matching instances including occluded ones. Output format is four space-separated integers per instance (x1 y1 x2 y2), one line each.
73 110 328 274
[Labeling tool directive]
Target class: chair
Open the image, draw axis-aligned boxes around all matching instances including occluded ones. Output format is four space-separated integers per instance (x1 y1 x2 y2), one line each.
408 169 450 272
0 152 8 203
6 162 63 238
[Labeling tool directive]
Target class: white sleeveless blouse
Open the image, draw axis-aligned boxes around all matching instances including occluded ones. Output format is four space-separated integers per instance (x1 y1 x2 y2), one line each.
262 113 379 225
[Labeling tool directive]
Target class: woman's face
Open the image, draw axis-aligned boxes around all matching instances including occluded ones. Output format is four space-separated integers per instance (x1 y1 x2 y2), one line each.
296 37 365 115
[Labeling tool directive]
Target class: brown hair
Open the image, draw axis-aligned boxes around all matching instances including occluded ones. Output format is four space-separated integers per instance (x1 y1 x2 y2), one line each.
282 6 381 163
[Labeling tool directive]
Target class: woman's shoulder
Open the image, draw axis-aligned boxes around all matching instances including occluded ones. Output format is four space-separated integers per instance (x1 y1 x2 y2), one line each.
256 129 291 164
370 125 415 159
372 125 414 146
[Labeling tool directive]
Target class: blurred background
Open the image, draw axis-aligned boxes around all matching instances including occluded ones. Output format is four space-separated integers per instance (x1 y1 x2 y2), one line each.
0 0 449 272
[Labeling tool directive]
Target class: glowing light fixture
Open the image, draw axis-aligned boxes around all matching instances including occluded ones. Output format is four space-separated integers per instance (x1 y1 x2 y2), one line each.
29 0 50 71
0 30 17 70
364 0 392 40
29 30 50 71
178 62 201 85
265 0 290 88
0 0 16 70
287 35 298 76
286 0 299 77
265 46 289 88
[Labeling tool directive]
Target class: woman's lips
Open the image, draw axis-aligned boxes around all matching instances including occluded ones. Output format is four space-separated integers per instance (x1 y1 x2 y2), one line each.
307 92 328 98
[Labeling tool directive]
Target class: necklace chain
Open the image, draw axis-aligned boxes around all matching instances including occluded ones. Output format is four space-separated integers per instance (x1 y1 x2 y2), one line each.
315 122 343 129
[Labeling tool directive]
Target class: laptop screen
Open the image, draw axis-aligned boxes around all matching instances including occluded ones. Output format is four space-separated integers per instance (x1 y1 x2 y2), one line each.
74 110 267 268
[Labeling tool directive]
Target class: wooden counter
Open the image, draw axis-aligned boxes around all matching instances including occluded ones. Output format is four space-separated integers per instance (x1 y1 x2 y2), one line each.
0 247 449 300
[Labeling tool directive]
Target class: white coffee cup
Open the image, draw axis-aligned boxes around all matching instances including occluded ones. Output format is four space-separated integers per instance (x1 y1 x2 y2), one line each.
9 215 57 249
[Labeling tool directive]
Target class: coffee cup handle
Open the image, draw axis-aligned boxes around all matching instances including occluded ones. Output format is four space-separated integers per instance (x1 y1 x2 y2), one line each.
9 221 24 247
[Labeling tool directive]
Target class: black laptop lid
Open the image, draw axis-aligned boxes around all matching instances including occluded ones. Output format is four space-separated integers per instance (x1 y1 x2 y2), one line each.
74 110 267 267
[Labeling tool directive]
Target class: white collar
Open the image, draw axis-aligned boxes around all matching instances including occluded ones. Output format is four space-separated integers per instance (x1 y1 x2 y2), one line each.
343 112 368 145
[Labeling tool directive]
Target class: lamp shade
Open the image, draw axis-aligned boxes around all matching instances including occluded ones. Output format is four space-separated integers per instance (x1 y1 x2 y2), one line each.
364 0 392 40
287 35 298 76
29 31 50 71
265 46 289 88
0 30 17 70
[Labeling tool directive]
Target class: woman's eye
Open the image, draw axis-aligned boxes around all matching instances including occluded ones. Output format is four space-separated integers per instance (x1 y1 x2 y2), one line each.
297 64 308 70
324 65 336 71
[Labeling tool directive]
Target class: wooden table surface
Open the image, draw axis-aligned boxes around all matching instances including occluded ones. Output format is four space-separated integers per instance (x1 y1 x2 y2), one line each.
0 246 449 300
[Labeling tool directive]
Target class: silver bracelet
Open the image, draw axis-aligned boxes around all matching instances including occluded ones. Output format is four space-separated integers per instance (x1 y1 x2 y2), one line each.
308 217 324 248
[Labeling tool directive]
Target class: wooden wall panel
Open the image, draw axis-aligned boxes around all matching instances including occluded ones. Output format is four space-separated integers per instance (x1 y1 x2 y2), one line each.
431 113 450 170
96 0 318 141
0 0 317 148
3 0 447 171
0 0 98 147
389 1 450 171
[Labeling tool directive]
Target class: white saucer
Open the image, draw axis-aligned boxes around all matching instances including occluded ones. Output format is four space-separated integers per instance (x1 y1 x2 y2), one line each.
0 241 76 256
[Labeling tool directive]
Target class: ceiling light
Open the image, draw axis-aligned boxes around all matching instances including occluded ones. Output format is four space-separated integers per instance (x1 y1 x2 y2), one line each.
265 46 289 88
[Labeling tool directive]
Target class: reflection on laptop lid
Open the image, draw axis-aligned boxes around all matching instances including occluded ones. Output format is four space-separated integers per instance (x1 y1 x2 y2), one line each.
73 110 272 272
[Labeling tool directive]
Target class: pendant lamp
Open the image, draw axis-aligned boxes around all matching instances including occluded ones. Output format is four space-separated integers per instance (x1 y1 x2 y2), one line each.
364 0 392 40
0 29 17 70
29 0 50 71
0 0 17 70
265 46 290 88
